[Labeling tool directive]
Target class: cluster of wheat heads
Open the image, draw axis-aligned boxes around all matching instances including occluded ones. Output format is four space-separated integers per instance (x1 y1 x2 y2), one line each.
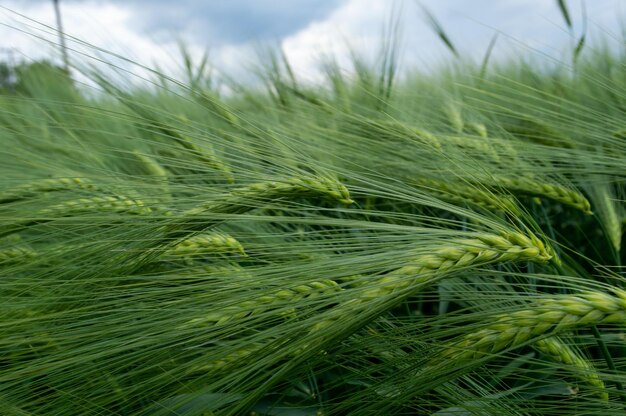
1 18 626 416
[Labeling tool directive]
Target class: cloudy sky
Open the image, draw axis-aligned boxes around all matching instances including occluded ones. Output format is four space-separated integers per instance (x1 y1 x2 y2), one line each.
1 0 624 84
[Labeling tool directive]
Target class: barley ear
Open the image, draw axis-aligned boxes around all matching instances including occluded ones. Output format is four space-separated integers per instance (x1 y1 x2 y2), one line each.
166 232 246 261
305 230 555 346
534 337 608 400
0 177 98 204
437 290 626 364
412 177 519 213
493 176 592 215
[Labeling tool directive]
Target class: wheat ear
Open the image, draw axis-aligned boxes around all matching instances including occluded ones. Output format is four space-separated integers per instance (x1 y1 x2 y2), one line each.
444 102 464 133
1 195 154 238
192 343 262 372
357 231 554 301
104 84 237 184
309 230 555 336
491 176 592 215
183 279 341 327
504 116 574 149
412 177 519 213
188 177 352 215
0 177 97 204
200 231 554 370
181 138 235 184
164 177 352 242
465 122 488 138
0 247 36 265
131 151 171 202
185 280 341 374
439 290 626 363
166 232 246 260
587 183 622 252
534 337 608 400
347 117 441 149
439 135 504 163
40 195 153 216
157 143 235 184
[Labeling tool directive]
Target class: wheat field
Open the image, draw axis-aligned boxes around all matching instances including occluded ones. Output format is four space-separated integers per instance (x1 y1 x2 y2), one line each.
0 5 625 415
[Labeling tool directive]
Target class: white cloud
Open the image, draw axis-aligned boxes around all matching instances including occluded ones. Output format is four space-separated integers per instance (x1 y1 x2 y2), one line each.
1 0 624 89
280 0 388 82
280 0 624 83
1 1 193 87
